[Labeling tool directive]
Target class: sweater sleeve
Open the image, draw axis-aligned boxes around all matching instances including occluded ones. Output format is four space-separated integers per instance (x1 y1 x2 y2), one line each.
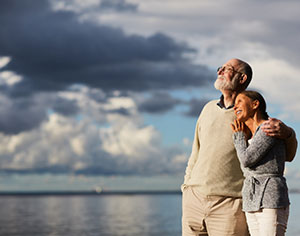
233 129 276 168
285 128 298 162
182 117 200 190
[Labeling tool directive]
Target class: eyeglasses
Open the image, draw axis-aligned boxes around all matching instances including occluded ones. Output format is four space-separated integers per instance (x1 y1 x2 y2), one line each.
217 66 243 75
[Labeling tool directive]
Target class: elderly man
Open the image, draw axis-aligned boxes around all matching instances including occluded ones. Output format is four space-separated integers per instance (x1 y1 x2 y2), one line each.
182 58 297 236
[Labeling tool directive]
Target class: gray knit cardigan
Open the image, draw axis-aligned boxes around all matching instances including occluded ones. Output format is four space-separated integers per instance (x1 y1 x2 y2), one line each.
233 126 290 212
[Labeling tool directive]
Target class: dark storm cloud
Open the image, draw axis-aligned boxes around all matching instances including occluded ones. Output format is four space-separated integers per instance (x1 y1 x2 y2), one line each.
184 98 209 117
0 97 48 134
0 0 214 97
138 92 181 114
0 89 84 134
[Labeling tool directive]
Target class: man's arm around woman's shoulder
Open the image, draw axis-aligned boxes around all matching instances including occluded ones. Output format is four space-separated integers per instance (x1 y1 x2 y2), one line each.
261 117 297 162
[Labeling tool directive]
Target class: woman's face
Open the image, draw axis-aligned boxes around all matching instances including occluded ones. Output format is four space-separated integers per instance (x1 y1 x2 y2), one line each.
234 94 256 122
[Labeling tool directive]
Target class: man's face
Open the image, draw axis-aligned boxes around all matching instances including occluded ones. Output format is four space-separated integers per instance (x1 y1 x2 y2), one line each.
214 60 242 91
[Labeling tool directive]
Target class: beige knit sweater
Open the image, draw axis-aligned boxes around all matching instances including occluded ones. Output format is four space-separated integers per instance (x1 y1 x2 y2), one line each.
182 100 245 197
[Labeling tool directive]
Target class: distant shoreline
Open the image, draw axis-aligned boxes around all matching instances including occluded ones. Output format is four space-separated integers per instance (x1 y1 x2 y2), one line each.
0 190 182 196
0 189 300 196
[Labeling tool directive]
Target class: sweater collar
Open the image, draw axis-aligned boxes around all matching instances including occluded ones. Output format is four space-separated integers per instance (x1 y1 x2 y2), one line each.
217 95 234 110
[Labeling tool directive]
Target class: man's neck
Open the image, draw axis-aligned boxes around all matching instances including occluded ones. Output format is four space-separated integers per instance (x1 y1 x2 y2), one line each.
221 90 238 108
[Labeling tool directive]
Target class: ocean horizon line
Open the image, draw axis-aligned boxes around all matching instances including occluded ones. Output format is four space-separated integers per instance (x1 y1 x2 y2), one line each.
0 189 182 196
0 188 300 196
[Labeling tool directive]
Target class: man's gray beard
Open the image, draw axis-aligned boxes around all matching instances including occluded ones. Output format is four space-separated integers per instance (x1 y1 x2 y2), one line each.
214 75 239 91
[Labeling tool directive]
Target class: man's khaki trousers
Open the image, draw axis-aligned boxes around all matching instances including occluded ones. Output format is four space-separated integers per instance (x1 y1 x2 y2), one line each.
182 186 249 236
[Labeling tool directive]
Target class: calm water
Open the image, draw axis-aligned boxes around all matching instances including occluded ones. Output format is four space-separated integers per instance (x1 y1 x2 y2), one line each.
0 193 299 236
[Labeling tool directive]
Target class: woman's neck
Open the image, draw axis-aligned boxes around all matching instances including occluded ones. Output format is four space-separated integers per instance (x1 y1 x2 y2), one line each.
245 112 266 135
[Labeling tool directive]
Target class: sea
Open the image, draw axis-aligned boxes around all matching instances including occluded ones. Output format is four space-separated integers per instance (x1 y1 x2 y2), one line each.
0 192 299 236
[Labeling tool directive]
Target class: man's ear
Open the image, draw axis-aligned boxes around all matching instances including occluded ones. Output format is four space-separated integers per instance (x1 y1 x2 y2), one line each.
240 74 248 85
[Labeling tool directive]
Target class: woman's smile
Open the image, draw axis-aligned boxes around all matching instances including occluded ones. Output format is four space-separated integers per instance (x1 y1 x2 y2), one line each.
234 94 254 122
235 110 242 115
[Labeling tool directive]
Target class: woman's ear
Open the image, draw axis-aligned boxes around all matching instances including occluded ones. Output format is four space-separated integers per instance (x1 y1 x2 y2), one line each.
252 100 260 110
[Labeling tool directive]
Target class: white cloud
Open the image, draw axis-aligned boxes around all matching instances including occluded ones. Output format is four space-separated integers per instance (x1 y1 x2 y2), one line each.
0 113 101 170
0 71 22 86
0 56 11 68
172 153 188 164
104 96 135 110
100 122 160 160
51 0 101 13
70 136 86 156
249 57 300 120
0 88 186 175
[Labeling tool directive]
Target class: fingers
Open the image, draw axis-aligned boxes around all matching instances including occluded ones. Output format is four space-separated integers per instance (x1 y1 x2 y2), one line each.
262 117 280 128
261 117 291 139
231 123 235 132
231 120 238 132
261 119 277 131
261 117 281 137
234 119 238 129
231 119 244 132
265 132 276 137
235 119 242 130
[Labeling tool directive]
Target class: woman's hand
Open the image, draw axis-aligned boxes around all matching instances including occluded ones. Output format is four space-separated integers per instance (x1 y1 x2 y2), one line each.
231 119 252 140
231 119 244 132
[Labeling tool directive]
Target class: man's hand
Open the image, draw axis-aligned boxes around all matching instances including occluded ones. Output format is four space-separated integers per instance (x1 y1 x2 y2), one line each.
261 117 297 162
261 118 292 139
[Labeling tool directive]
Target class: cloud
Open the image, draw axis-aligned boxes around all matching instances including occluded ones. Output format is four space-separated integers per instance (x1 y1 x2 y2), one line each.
0 94 48 134
0 71 22 87
0 56 11 68
0 0 214 98
137 92 210 117
51 96 80 116
1 0 299 179
0 83 187 176
100 0 138 12
248 58 300 120
138 92 181 114
51 0 138 13
184 98 209 117
0 104 186 176
93 0 300 68
0 88 93 134
0 0 216 135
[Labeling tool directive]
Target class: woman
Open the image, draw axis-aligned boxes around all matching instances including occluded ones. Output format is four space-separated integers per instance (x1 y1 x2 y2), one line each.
231 90 290 236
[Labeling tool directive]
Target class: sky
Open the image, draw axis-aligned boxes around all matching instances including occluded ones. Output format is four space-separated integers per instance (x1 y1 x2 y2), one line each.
0 0 299 192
